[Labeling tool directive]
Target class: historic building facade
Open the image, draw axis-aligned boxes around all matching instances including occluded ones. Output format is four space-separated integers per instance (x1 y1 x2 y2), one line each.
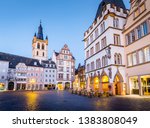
32 22 48 61
41 60 57 89
73 64 86 91
123 0 150 96
0 23 57 91
52 44 75 90
84 0 128 95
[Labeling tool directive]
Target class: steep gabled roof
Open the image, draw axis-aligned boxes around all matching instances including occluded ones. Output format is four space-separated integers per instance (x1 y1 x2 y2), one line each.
0 52 42 68
95 0 126 20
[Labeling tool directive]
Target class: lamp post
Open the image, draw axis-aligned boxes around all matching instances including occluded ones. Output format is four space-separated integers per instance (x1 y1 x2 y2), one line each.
105 46 111 59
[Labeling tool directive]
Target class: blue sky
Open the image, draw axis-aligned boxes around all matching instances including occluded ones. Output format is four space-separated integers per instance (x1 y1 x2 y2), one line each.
0 0 130 67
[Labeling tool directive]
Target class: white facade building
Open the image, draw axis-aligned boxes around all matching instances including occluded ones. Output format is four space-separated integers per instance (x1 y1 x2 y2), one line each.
42 60 57 89
16 63 27 90
84 0 128 95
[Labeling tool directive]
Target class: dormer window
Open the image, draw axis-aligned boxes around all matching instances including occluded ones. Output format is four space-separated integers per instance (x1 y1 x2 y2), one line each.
116 7 120 12
111 4 115 9
34 62 37 66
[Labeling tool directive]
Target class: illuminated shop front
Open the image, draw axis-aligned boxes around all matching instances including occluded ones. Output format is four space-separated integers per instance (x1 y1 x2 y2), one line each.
129 75 150 95
129 76 139 95
57 82 64 90
0 83 5 90
93 77 100 91
141 75 150 95
102 76 109 92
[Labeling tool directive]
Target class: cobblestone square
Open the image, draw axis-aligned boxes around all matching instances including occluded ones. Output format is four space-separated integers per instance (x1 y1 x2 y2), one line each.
0 91 150 111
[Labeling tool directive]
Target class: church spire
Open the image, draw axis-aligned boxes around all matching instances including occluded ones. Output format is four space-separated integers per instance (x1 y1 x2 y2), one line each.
37 20 44 40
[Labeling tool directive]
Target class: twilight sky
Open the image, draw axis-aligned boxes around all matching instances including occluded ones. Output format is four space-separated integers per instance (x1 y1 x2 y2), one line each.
0 0 130 67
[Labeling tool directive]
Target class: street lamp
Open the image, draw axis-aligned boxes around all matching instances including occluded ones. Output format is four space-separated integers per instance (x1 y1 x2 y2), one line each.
105 46 111 59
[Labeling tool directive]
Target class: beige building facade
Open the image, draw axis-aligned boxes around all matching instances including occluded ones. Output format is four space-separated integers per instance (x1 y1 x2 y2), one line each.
123 0 150 95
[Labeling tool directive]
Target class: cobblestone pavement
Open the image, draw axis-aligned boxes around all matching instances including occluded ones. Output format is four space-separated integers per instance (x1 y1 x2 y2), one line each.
0 91 150 111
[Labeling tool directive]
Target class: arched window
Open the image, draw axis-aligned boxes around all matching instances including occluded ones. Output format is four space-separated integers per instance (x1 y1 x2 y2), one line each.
43 52 45 57
113 18 119 28
114 53 122 65
101 22 105 33
42 44 45 50
103 22 105 31
37 43 40 49
114 54 117 64
96 59 101 69
37 51 39 56
118 54 122 65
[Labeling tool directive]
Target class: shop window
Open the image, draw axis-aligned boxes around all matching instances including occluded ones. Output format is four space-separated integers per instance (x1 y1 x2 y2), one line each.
129 77 139 94
141 75 150 95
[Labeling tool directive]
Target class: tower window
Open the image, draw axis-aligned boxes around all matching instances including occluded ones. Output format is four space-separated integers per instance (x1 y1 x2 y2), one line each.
43 52 45 57
37 43 40 49
42 44 45 50
37 51 39 56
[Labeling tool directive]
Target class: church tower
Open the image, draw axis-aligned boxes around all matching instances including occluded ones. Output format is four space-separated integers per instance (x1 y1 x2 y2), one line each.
32 22 48 61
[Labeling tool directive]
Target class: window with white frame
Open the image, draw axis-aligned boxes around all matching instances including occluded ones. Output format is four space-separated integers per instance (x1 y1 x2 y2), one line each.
86 38 89 47
144 47 150 62
131 30 135 42
113 18 119 28
114 53 122 65
96 59 101 69
132 52 137 65
95 42 100 53
101 37 107 49
138 50 144 64
90 47 94 56
95 28 99 39
86 50 89 58
105 55 108 66
91 61 95 71
142 21 148 36
101 22 105 33
114 34 120 45
90 34 93 43
128 54 133 66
